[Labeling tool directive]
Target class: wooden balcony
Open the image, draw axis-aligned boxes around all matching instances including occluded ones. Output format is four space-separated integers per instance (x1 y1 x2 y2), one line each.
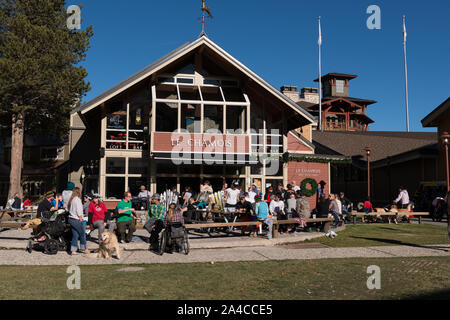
324 121 347 131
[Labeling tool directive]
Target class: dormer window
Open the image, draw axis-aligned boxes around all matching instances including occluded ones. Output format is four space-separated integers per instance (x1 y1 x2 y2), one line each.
336 80 345 94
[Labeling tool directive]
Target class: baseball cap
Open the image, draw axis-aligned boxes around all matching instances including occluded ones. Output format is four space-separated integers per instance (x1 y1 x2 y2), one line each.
152 193 161 200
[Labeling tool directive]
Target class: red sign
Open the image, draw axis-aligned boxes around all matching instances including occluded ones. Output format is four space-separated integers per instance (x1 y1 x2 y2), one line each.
152 132 250 154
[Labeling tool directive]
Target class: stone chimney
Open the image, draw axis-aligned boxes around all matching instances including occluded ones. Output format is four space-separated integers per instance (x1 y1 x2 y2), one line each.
300 87 319 104
280 86 299 102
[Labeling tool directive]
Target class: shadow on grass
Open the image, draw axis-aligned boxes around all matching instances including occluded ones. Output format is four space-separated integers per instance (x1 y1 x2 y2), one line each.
404 288 450 300
350 236 450 252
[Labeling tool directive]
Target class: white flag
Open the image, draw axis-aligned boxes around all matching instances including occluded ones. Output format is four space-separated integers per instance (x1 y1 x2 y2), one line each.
318 17 322 46
403 16 407 44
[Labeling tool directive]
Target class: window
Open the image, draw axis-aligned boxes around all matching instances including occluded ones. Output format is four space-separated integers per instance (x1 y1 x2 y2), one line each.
153 80 249 135
106 158 125 174
336 80 345 94
156 162 178 174
106 177 125 200
226 106 246 134
225 166 245 176
128 103 146 150
23 181 44 197
201 86 223 101
40 147 64 160
128 177 148 196
222 87 246 102
176 77 194 84
204 105 223 132
181 104 201 133
106 103 127 150
104 157 148 199
129 158 148 175
156 84 178 100
156 102 178 132
179 85 201 101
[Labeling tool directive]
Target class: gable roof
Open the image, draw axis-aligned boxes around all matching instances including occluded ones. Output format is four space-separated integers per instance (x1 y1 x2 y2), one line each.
73 36 316 125
422 97 450 127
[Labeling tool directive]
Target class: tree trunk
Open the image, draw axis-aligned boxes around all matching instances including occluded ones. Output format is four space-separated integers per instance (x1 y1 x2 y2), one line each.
7 112 25 204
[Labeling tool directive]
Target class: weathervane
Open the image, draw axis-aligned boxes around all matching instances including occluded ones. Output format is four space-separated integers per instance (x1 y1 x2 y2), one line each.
199 0 213 37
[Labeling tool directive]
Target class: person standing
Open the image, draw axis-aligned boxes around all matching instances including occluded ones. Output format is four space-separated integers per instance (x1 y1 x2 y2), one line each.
148 194 166 252
335 194 342 215
339 192 351 218
329 194 342 227
182 187 192 206
246 187 256 204
264 186 274 204
225 182 241 211
286 193 297 217
296 191 311 219
316 194 330 218
292 181 301 192
68 187 90 255
11 194 22 211
394 187 410 209
255 195 275 240
62 182 75 210
116 192 137 243
270 195 286 234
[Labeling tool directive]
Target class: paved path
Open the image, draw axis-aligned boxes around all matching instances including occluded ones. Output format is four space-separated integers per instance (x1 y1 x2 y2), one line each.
0 244 448 266
1 226 449 266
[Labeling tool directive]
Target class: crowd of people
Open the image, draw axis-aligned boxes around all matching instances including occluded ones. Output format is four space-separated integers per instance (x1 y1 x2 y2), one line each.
7 178 436 255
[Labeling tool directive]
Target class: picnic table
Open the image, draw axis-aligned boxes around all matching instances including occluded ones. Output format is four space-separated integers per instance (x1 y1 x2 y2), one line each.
350 210 430 224
0 210 36 220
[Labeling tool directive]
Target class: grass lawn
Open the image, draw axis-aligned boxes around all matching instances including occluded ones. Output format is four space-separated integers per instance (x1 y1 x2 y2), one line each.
304 224 450 248
0 257 449 300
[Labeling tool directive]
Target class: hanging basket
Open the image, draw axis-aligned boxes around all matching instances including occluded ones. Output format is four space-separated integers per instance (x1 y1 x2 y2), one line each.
300 178 318 198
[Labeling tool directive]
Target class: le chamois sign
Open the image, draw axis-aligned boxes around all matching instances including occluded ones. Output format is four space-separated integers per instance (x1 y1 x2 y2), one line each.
152 132 250 154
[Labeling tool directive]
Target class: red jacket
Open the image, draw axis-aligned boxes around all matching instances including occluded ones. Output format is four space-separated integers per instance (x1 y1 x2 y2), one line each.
88 202 108 223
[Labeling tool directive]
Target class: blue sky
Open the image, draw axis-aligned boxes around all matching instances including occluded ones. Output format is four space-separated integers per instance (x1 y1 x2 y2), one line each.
78 0 449 132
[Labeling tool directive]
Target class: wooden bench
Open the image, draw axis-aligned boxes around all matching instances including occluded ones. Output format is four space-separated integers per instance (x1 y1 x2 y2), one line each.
272 218 333 238
137 218 333 239
350 211 430 224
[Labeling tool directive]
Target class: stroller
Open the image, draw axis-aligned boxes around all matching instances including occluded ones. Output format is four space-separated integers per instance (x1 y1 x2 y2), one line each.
26 210 72 255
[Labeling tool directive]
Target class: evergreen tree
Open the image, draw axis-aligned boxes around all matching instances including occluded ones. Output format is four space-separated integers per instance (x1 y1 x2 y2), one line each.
0 0 93 202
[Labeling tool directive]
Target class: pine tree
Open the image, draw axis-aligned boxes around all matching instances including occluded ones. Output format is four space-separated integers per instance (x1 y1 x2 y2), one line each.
0 0 93 202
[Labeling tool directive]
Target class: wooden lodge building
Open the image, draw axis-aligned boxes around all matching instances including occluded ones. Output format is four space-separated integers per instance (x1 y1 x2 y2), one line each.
280 74 440 206
68 36 342 208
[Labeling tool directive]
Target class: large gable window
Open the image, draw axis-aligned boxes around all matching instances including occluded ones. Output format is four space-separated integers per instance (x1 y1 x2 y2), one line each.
153 78 249 135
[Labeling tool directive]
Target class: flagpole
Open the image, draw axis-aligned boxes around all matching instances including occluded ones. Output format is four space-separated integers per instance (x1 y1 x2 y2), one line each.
318 16 323 132
403 15 410 132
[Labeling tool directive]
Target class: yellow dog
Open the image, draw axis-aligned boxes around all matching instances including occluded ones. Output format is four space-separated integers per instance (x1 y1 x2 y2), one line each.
21 219 42 236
